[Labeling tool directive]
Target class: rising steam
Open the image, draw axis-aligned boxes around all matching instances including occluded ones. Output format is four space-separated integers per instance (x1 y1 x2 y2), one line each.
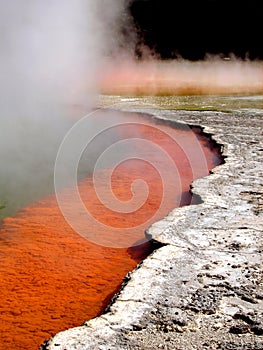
99 57 263 96
0 0 134 218
1 0 262 220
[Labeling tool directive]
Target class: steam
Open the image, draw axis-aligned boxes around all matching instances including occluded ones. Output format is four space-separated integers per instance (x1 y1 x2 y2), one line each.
2 0 261 220
99 56 263 96
0 0 133 218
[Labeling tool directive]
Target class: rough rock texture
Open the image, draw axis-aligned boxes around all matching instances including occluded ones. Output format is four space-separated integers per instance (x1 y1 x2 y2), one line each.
42 109 263 350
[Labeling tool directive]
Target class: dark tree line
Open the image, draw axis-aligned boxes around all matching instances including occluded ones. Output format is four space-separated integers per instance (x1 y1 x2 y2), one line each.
129 0 262 60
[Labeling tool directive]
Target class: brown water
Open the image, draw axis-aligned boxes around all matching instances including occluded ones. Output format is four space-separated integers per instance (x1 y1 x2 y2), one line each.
0 112 223 349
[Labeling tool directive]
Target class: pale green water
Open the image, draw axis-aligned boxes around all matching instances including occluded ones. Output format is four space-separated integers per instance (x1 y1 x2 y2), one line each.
99 94 263 113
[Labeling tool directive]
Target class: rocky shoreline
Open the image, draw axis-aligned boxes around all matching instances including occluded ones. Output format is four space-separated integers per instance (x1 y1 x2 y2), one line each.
42 106 263 350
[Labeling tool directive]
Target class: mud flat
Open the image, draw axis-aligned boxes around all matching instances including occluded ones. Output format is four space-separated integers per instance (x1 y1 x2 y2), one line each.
42 97 262 350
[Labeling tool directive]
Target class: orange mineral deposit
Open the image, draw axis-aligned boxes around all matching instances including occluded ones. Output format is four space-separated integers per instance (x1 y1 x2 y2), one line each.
0 112 223 349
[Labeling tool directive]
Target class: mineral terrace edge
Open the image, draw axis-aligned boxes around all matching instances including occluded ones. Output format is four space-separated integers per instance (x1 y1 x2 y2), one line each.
42 108 263 350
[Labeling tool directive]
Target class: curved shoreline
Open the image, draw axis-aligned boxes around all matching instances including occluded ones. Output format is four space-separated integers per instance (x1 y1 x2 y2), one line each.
42 107 263 349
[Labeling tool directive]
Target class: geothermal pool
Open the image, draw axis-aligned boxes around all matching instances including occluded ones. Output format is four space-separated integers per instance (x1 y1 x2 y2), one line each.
0 111 222 349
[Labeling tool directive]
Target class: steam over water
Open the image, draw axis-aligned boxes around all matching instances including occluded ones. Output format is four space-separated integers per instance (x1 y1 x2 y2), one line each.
0 0 132 217
99 59 263 96
0 1 262 349
0 1 262 218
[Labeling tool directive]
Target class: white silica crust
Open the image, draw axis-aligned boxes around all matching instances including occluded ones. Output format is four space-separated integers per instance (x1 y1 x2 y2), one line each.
43 107 263 350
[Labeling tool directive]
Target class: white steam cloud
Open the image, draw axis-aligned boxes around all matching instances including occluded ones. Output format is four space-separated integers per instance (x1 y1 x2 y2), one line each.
0 0 134 217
